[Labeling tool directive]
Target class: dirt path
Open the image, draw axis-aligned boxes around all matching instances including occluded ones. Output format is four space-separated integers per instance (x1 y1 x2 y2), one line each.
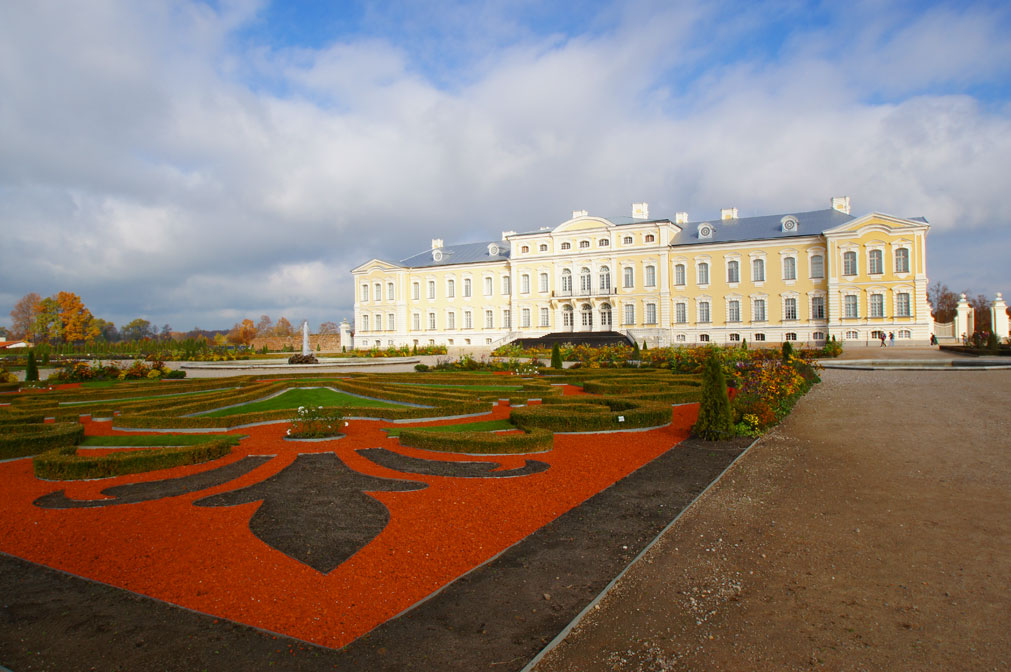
532 368 1011 671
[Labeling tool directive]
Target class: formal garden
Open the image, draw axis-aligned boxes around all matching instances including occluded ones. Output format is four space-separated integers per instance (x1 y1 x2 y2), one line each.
0 345 820 669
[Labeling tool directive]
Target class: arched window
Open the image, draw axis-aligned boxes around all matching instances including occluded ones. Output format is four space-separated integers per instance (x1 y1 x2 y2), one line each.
869 249 883 274
810 255 824 278
563 304 574 327
895 248 910 273
674 264 685 286
623 267 634 288
539 243 548 252
697 262 709 285
387 282 395 300
375 283 382 301
598 238 609 247
644 234 655 243
579 240 590 249
727 260 739 283
561 242 571 250
783 257 796 280
521 245 529 253
753 258 765 282
600 303 612 327
599 265 611 291
645 265 656 287
843 251 857 275
581 303 593 327
580 267 592 293
622 236 633 245
561 269 572 293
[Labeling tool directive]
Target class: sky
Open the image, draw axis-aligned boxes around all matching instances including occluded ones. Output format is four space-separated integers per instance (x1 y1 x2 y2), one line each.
2 0 1010 334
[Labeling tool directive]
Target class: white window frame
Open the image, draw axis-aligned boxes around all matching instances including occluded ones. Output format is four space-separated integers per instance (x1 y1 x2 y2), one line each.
645 265 657 288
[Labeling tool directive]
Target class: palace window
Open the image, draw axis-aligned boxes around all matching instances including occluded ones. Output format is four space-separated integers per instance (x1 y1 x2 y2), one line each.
539 272 549 293
783 257 797 281
813 331 826 340
600 303 612 327
428 312 436 330
539 244 548 252
843 251 857 276
676 333 687 342
581 304 593 327
729 333 741 342
521 274 530 294
539 307 549 327
728 300 741 322
699 334 710 342
521 245 529 253
375 283 382 301
899 329 911 339
698 301 711 323
644 234 655 243
895 248 910 273
503 309 511 329
463 278 472 297
375 314 382 331
645 265 657 287
599 266 611 291
896 292 911 317
674 263 685 286
412 313 420 330
785 332 797 341
753 299 767 322
563 305 574 327
580 267 592 293
754 333 766 341
623 236 633 245
427 280 436 299
811 296 825 319
562 269 572 293
521 308 531 328
447 279 455 298
484 276 493 296
388 314 395 330
785 297 798 320
870 294 884 317
727 260 739 283
361 315 369 331
810 255 824 278
646 303 657 325
675 302 687 324
388 282 395 300
624 304 635 325
579 240 590 249
869 249 883 274
598 238 609 247
361 284 369 301
697 262 709 285
753 258 765 282
447 311 456 330
844 295 858 318
485 310 494 329
623 267 634 288
464 311 473 329
561 242 571 250
502 275 511 295
845 330 859 339
413 282 420 300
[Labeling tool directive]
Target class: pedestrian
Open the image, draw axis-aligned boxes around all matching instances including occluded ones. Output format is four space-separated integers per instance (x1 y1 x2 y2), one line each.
880 332 886 347
889 331 895 347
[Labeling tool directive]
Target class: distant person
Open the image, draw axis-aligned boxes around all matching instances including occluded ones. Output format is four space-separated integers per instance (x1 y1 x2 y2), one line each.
889 332 895 346
930 333 938 346
880 332 886 347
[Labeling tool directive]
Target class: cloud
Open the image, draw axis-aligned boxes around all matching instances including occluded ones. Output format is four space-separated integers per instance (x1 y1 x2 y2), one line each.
1 0 1009 332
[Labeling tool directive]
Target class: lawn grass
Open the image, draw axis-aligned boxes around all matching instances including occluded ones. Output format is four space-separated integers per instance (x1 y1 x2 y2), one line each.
80 434 240 447
199 387 409 417
384 419 516 437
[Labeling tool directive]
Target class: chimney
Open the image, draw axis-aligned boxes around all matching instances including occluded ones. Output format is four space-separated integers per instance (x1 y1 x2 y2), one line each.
675 212 689 225
572 209 588 219
632 202 649 219
431 238 443 250
721 207 738 221
831 196 851 214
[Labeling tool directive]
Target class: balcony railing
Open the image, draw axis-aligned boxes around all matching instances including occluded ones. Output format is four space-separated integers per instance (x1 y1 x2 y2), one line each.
551 287 619 299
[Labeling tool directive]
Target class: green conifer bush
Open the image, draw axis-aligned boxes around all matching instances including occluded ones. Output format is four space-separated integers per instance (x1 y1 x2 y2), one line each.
692 352 733 440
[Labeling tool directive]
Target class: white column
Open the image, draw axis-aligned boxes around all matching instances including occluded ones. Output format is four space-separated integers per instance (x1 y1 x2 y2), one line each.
992 293 1009 342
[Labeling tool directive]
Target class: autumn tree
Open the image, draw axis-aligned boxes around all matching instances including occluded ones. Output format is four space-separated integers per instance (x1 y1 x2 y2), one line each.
927 281 959 323
33 297 62 343
161 324 173 341
9 292 41 340
122 318 153 341
227 319 257 346
318 321 339 334
274 316 293 336
256 315 274 335
55 291 97 342
969 294 993 334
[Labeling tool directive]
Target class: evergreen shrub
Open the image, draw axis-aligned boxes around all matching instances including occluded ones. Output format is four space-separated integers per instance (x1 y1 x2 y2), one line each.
33 436 238 480
0 422 84 460
693 352 734 440
397 426 553 454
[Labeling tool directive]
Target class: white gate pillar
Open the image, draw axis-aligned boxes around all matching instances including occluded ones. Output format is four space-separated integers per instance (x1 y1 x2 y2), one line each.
992 293 1009 343
955 293 973 343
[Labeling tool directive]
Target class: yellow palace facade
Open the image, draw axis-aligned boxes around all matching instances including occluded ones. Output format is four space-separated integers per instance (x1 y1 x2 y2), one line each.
351 197 932 349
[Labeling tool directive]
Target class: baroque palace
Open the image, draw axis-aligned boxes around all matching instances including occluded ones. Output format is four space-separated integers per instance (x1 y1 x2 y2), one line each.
351 197 932 349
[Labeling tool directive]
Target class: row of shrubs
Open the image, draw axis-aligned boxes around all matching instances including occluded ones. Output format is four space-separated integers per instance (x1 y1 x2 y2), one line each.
32 436 240 481
397 426 554 455
0 421 85 460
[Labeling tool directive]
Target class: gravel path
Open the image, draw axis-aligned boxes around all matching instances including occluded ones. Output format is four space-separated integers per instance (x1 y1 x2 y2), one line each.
531 367 1011 671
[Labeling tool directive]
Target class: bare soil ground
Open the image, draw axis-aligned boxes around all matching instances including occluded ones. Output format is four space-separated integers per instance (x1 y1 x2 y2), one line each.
532 367 1011 672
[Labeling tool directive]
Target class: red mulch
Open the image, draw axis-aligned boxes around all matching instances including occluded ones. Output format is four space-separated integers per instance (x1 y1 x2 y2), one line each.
0 390 697 649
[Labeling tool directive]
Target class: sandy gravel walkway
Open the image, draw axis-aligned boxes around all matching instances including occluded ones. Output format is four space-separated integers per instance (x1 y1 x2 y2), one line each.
532 366 1011 671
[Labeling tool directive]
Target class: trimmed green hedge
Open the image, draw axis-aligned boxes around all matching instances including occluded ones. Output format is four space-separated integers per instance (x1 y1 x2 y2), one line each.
0 422 85 459
33 436 239 480
0 382 19 393
510 397 672 432
397 426 553 454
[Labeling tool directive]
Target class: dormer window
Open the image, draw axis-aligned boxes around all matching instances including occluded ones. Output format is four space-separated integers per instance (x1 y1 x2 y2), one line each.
579 240 590 248
539 243 548 252
487 243 500 256
623 236 633 245
521 245 529 253
781 216 799 233
561 242 571 250
598 239 609 247
432 249 443 262
644 234 655 243
697 223 714 240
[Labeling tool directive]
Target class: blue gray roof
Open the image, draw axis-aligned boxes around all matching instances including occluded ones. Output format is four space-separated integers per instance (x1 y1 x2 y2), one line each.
398 240 511 269
673 208 854 246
